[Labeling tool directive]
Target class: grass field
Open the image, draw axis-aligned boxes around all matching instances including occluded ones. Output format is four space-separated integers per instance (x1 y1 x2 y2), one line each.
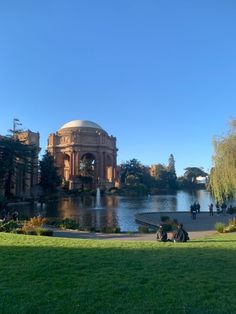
0 232 236 314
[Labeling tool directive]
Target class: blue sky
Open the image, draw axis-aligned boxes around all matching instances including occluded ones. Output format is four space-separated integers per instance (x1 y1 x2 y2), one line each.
0 0 235 176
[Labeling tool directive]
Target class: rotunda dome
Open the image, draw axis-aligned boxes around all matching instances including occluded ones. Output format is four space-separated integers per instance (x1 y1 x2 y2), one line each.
60 120 103 130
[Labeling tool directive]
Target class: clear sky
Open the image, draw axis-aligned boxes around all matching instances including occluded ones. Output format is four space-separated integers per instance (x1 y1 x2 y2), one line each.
0 0 235 176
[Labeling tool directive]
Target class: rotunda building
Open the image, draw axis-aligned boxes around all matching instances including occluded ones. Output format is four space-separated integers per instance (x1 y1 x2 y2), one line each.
47 120 118 189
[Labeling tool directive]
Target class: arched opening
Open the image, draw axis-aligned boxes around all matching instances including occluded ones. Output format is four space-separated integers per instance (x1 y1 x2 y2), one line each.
80 153 96 186
63 154 70 181
106 155 113 182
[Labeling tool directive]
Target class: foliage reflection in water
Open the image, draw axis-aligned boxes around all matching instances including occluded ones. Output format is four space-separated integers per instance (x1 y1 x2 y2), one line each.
9 190 219 231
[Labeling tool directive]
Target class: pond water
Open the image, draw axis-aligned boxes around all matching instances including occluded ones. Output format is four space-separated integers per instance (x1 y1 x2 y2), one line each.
8 189 226 232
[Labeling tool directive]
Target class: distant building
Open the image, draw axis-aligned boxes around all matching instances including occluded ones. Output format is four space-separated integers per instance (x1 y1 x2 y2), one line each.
195 176 207 184
47 120 118 189
150 164 158 177
0 130 40 198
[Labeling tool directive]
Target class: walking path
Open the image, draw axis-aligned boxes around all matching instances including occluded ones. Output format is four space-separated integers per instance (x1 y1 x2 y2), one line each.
51 212 234 241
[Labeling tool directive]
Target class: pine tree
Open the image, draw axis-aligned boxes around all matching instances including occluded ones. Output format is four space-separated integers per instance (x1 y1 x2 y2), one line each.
167 154 177 188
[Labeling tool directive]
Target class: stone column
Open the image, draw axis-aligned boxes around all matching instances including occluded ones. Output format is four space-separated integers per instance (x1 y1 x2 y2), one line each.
69 151 73 176
75 151 80 176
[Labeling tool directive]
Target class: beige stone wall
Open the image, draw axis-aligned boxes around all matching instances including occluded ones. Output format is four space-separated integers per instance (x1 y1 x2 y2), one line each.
48 126 118 189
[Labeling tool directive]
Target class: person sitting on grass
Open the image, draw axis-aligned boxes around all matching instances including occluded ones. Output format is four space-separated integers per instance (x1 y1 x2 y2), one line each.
156 225 171 242
173 223 189 242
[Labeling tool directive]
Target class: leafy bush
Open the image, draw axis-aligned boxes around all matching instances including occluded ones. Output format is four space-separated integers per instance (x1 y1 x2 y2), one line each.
47 218 79 230
215 222 225 233
0 220 22 233
224 225 236 233
37 228 54 236
101 226 121 233
228 217 236 227
26 230 37 235
21 217 47 234
58 218 79 230
15 228 26 234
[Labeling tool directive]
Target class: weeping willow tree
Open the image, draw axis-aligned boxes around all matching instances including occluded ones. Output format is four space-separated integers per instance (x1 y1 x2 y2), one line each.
210 120 236 202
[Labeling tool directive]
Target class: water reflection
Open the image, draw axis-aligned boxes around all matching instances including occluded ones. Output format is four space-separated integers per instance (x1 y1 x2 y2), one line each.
9 190 230 232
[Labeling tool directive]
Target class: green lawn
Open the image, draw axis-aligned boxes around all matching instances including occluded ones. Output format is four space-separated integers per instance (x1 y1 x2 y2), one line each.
0 233 236 314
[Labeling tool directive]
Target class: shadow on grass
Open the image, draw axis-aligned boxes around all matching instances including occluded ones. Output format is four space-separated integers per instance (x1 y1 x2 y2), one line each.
0 240 236 314
191 239 236 243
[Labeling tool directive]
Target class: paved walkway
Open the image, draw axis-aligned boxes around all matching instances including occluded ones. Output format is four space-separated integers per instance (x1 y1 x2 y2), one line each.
51 212 234 241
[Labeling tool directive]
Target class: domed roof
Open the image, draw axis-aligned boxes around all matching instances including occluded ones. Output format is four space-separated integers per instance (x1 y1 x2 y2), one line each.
60 120 103 130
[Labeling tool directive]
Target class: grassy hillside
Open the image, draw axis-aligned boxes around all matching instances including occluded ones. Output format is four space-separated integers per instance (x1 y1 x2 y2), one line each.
0 233 236 314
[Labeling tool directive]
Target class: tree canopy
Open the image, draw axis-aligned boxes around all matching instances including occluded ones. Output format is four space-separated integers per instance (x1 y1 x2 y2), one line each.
210 120 236 202
0 136 37 199
39 151 61 195
183 167 208 182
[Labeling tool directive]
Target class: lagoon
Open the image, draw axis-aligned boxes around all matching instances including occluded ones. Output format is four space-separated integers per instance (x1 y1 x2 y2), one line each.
9 189 222 231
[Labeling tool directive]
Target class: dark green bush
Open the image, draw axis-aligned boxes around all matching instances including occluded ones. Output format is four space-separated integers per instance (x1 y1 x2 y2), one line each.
38 229 54 236
47 218 79 230
15 229 26 234
0 220 22 233
26 230 37 235
101 226 121 233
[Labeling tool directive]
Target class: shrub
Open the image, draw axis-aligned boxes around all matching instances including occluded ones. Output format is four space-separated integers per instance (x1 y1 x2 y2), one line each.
215 222 225 233
21 217 47 234
47 218 79 230
15 228 26 234
101 226 121 233
58 218 79 230
38 228 54 236
0 220 22 233
26 230 37 235
228 217 236 227
224 225 236 233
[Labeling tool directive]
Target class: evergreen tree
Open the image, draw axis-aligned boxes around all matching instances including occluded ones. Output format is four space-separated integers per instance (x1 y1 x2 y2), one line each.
39 151 61 194
210 120 236 201
167 154 177 188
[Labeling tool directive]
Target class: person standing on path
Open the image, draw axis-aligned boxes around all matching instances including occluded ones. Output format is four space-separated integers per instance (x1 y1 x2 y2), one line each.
216 202 220 215
209 203 214 216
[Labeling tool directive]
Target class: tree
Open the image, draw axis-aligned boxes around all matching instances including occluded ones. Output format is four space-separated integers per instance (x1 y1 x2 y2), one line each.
0 136 37 199
120 159 144 185
39 151 61 194
183 167 208 183
120 159 154 191
151 164 169 188
167 154 177 188
210 120 236 202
